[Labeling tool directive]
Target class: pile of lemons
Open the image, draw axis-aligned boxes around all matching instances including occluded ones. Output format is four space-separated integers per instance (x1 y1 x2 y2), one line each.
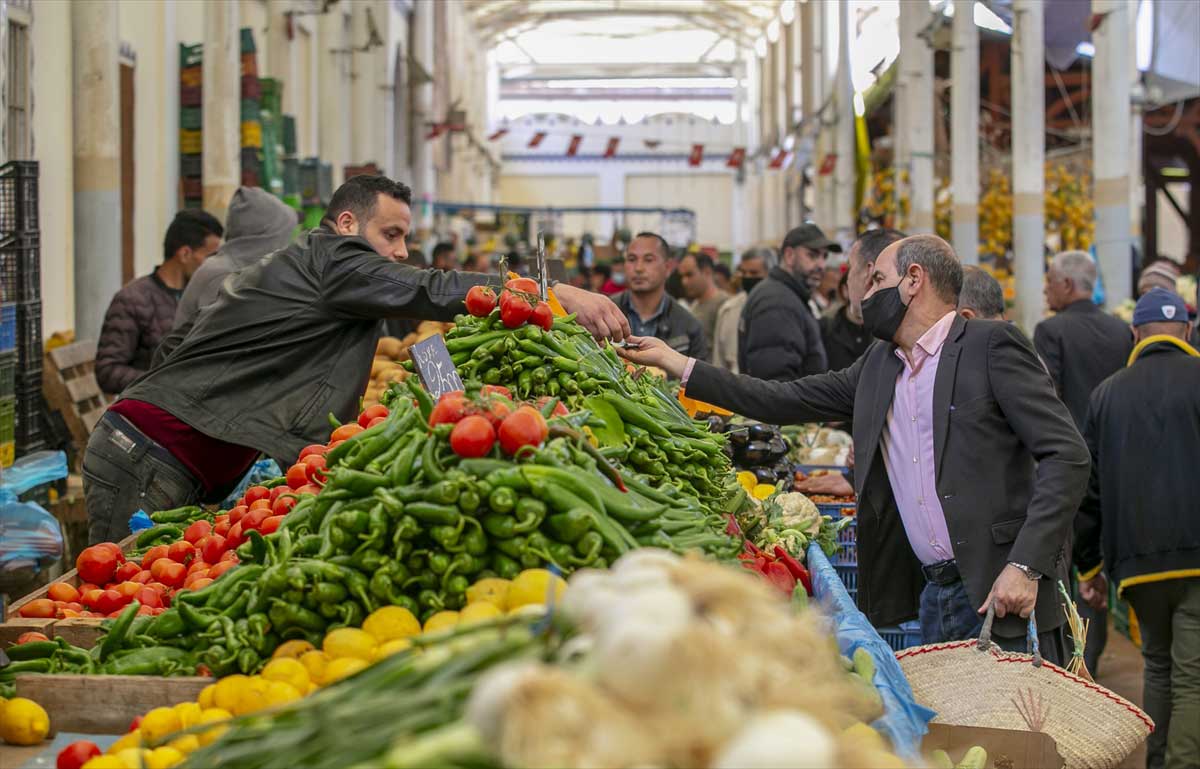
0 696 50 746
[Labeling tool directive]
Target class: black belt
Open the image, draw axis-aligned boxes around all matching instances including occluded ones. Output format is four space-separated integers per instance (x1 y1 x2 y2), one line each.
922 559 961 586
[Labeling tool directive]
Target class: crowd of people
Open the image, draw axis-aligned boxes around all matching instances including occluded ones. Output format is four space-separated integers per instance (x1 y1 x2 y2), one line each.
86 176 1198 769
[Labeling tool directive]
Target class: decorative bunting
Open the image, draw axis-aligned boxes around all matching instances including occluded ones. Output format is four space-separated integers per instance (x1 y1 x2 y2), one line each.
604 137 620 158
424 124 446 140
688 144 704 167
817 152 837 175
487 128 509 141
528 132 548 148
643 139 661 149
726 147 746 168
566 134 583 157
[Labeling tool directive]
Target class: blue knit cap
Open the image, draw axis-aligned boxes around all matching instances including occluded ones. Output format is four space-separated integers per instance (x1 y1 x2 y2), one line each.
1132 287 1189 327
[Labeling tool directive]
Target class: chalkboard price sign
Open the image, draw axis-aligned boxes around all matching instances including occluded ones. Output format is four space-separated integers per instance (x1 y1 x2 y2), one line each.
411 334 465 399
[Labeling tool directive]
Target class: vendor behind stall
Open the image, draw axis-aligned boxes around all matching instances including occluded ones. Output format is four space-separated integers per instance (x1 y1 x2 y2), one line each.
82 175 629 544
620 234 1089 663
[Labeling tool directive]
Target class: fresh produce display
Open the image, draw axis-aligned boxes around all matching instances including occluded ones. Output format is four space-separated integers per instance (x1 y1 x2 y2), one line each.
735 487 850 562
362 323 453 408
712 418 793 491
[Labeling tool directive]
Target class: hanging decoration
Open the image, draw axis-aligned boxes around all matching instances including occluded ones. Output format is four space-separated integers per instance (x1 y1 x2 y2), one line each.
726 147 746 168
816 152 837 175
688 144 705 166
487 128 509 141
566 134 583 157
528 131 548 148
604 137 620 158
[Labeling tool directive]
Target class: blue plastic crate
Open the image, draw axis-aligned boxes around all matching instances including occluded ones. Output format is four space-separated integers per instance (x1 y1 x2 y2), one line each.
876 621 923 652
0 303 15 353
828 512 857 567
835 563 858 601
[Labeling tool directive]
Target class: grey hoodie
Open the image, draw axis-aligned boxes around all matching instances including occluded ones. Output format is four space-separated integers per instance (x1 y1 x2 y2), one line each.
154 188 297 366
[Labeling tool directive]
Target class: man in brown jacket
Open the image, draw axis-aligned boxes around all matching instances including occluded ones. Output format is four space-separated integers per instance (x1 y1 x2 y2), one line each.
95 209 224 394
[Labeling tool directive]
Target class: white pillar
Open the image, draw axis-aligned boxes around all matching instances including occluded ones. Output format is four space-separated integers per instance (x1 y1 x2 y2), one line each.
900 0 934 233
318 7 352 188
951 0 979 264
163 0 180 224
267 0 297 116
1127 10 1142 252
202 0 240 218
1011 0 1045 334
350 2 375 165
71 0 122 342
411 0 437 229
832 0 856 244
1093 0 1133 304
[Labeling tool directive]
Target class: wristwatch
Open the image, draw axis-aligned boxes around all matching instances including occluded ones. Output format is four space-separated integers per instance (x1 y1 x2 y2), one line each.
1008 562 1042 581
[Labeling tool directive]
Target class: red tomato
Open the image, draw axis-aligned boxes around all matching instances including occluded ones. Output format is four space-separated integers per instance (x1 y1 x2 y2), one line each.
268 485 289 504
80 589 104 609
48 582 81 603
135 605 155 616
76 545 120 585
77 583 100 595
358 404 389 428
499 290 534 328
428 391 469 426
302 454 327 483
481 397 513 430
536 396 569 418
189 578 214 591
227 505 248 525
366 416 386 428
480 385 513 399
213 514 230 527
243 485 271 506
187 559 210 576
184 570 210 588
18 598 56 618
184 519 212 544
272 495 297 517
529 301 554 331
226 521 245 549
201 535 227 565
249 498 272 511
327 439 346 451
330 423 364 442
63 602 83 613
94 542 127 564
208 560 238 579
114 581 142 599
450 415 496 458
219 549 240 563
498 406 549 456
260 515 285 534
128 715 143 732
141 545 170 571
213 519 231 537
465 284 498 317
113 561 142 583
131 569 154 584
92 589 127 615
294 483 322 496
242 508 270 531
16 631 49 644
298 443 327 460
153 560 186 589
56 740 101 769
167 540 195 565
134 586 163 609
505 277 540 294
285 463 310 490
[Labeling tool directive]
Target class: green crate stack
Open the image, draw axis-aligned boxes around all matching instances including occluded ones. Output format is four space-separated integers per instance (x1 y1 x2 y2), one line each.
0 394 14 467
240 28 263 188
179 43 203 209
279 115 300 209
258 78 284 197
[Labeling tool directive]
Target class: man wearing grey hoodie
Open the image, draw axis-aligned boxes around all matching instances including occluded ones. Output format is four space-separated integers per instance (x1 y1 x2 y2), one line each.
154 187 298 366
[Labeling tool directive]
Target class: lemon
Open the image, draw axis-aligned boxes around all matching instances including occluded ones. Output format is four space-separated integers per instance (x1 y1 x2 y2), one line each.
0 696 50 745
362 605 422 642
298 650 330 685
107 729 142 754
197 683 217 709
323 657 368 683
465 578 510 609
323 627 377 661
173 701 203 729
145 746 186 769
114 749 150 768
83 757 130 769
262 680 303 707
736 471 757 491
167 734 200 754
751 483 775 501
196 708 232 746
422 610 460 634
843 722 885 751
212 674 250 714
506 569 566 610
139 706 182 744
459 601 502 625
261 657 310 693
271 639 316 659
372 638 412 660
233 677 270 716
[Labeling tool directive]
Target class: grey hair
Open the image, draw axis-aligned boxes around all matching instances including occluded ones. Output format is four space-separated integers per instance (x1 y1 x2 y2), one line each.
1051 250 1097 295
740 246 778 271
894 235 963 305
958 265 1006 319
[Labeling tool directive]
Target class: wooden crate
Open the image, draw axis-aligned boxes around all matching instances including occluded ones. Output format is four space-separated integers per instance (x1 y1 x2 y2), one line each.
15 674 213 735
42 341 111 472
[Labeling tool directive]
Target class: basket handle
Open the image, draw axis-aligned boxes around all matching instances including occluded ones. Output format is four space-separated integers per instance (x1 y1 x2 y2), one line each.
977 601 1043 667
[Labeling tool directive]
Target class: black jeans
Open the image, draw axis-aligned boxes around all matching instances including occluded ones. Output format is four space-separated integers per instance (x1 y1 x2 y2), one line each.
1124 578 1200 769
918 578 1066 667
82 413 204 544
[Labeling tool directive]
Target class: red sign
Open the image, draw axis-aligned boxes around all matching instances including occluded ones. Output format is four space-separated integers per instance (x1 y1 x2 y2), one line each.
604 137 620 158
688 144 704 167
528 132 547 148
487 128 509 141
726 147 746 168
817 153 837 175
424 124 446 140
770 149 794 170
566 134 583 157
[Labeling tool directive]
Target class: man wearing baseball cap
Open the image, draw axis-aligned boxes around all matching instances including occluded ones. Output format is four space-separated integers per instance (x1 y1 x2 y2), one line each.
1075 287 1200 769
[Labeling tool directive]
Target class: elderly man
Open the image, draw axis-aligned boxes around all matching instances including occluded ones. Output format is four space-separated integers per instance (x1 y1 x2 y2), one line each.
957 266 1006 321
621 235 1088 660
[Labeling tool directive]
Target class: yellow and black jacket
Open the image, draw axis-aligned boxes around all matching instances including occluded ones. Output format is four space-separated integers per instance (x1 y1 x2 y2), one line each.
1075 335 1200 594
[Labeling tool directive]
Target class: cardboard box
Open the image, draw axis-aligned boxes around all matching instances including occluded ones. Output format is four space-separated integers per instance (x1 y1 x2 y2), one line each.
922 723 1064 769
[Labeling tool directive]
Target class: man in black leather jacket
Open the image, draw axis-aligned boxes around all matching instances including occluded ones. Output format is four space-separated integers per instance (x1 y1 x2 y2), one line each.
82 175 629 542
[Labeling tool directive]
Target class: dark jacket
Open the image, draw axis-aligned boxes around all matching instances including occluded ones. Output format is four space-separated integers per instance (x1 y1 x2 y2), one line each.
95 270 183 394
819 306 871 372
738 267 827 380
1032 300 1132 431
122 227 498 461
1074 338 1200 593
613 290 707 362
165 187 298 351
687 315 1089 637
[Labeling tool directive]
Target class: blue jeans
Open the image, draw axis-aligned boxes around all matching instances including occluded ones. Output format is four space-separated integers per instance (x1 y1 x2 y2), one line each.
919 578 1066 666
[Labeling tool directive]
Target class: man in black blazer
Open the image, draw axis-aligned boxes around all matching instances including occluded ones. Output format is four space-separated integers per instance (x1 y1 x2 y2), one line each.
620 235 1090 660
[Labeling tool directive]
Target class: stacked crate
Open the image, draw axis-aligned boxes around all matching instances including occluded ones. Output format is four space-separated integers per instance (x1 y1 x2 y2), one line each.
258 78 284 196
179 43 204 209
240 28 263 189
0 161 44 463
281 115 300 210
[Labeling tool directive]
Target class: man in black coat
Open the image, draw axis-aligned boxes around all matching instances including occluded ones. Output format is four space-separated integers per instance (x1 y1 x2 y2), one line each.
820 228 905 371
738 223 840 380
621 235 1089 660
1075 289 1200 769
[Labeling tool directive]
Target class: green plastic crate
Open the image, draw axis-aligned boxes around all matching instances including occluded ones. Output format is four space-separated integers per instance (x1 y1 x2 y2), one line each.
282 116 297 155
240 98 260 123
0 395 15 467
0 351 14 400
240 27 256 54
180 107 202 131
180 43 202 68
260 78 282 116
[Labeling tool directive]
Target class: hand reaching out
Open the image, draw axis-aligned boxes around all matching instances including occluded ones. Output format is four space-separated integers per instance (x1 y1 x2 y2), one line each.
613 336 690 379
552 284 631 342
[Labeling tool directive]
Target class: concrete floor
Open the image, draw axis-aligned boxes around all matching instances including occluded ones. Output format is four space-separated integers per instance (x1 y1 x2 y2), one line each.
1095 622 1149 769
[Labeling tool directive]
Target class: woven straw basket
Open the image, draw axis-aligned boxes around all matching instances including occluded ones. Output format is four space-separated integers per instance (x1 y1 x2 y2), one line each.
897 638 1152 768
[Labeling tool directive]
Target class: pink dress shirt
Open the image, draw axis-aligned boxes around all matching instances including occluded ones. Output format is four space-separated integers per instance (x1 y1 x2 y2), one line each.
879 311 958 565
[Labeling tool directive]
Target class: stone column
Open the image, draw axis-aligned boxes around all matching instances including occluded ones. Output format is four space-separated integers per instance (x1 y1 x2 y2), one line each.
410 0 437 229
1011 0 1046 334
1093 0 1134 303
202 0 240 219
900 0 934 233
951 0 980 264
832 0 856 245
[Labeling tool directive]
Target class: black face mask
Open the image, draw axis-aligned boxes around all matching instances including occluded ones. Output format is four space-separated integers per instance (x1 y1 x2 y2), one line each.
861 282 910 343
741 277 763 294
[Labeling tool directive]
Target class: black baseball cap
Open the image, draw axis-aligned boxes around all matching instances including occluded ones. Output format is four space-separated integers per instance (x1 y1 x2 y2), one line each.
782 223 842 253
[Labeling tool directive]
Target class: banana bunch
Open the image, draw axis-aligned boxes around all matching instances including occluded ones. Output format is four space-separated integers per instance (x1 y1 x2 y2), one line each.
979 168 1013 259
1044 163 1095 253
864 167 910 230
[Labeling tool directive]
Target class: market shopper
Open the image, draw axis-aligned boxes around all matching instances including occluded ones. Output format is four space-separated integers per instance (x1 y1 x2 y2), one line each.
957 265 1006 321
819 229 904 371
620 234 1088 661
713 261 732 294
430 241 458 271
738 223 839 380
678 251 729 360
612 232 707 361
711 247 773 373
82 175 629 543
1075 288 1200 769
95 209 225 395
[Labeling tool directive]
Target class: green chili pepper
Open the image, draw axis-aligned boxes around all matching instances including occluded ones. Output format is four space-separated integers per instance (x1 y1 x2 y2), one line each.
490 554 521 579
268 599 326 634
423 480 461 505
488 486 518 514
571 532 604 565
136 523 183 549
405 501 462 526
311 581 348 604
149 505 203 524
545 509 592 543
99 601 142 662
388 438 422 486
